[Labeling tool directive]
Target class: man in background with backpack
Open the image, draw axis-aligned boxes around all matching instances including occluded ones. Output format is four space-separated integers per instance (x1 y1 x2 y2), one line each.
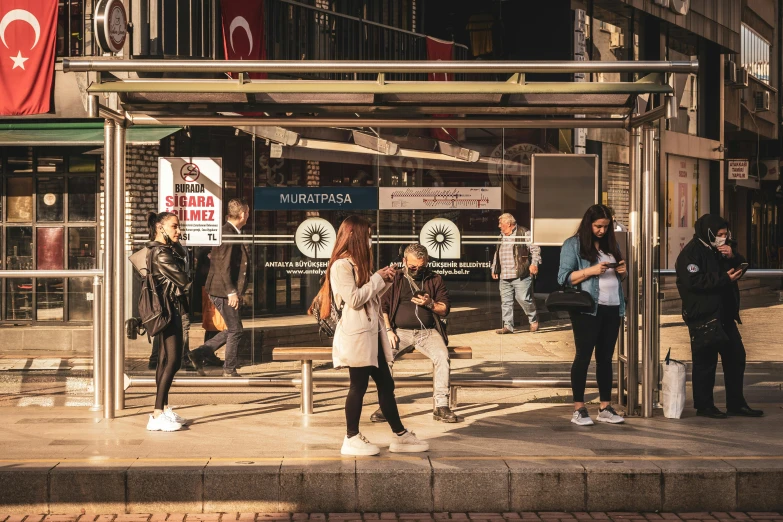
189 199 250 377
375 243 459 423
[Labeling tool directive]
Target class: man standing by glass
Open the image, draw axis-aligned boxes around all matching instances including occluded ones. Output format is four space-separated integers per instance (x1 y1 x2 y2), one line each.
189 198 250 377
492 213 541 334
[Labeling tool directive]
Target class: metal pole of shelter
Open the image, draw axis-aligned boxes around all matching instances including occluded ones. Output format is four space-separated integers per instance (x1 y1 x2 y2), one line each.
622 126 642 413
102 119 115 419
113 122 127 411
641 125 657 418
90 274 102 412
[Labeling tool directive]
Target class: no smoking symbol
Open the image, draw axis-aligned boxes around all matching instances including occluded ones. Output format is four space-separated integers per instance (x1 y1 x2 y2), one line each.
180 163 200 182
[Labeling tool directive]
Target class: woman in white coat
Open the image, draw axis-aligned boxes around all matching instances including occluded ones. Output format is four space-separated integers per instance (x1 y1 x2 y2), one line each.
313 215 430 456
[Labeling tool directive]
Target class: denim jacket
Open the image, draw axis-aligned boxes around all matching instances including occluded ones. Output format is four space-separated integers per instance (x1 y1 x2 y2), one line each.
557 236 625 317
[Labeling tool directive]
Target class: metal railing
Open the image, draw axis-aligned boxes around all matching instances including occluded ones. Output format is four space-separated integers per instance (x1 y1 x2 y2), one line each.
0 270 104 412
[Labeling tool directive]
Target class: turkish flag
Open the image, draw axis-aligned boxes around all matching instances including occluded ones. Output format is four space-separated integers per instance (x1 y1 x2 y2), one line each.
426 37 456 142
221 0 267 80
0 0 57 115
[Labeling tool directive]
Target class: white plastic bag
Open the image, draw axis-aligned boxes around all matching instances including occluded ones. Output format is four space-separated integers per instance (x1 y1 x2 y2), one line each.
662 348 686 419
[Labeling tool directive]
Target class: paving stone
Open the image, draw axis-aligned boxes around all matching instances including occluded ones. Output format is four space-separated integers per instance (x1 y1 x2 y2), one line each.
148 515 168 522
126 462 206 514
166 515 186 522
357 459 431 513
50 465 129 515
432 459 509 513
186 516 222 522
362 515 380 521
115 516 151 522
281 461 355 513
508 461 585 512
235 516 257 522
204 461 281 514
380 515 397 521
503 515 522 520
256 516 290 521
79 515 116 522
0 467 52 514
583 461 661 512
44 516 80 522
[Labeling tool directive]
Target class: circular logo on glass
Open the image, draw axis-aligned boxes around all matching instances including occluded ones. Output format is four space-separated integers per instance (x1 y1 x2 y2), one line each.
295 218 336 259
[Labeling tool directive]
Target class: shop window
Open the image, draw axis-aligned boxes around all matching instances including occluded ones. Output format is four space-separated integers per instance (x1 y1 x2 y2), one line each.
36 278 64 321
68 177 97 221
68 228 96 269
742 24 770 84
1 149 97 323
6 177 33 222
37 177 65 222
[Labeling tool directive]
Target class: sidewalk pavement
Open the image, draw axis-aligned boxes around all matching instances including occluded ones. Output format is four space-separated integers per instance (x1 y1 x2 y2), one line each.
2 513 783 522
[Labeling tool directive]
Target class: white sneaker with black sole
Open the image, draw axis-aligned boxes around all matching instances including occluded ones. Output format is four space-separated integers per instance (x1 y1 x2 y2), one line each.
164 407 189 426
596 405 625 424
389 431 430 453
341 433 380 456
146 413 183 432
571 407 594 426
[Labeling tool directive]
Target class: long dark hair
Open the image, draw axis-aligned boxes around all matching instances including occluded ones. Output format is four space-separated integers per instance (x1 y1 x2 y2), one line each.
147 211 178 241
311 215 374 319
575 204 622 263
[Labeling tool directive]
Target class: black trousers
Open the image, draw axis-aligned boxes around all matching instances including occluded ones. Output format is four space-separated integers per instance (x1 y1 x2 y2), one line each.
690 319 747 411
345 345 405 438
154 310 183 411
569 305 621 403
150 312 190 365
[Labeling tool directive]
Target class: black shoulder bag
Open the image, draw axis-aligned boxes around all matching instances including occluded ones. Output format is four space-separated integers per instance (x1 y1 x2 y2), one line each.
138 247 172 338
545 271 595 313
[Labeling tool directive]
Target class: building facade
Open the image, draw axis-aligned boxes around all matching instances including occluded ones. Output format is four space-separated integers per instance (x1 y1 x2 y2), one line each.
0 0 779 359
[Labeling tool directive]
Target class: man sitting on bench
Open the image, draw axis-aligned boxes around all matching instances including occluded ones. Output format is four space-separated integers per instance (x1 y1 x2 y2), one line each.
375 243 460 423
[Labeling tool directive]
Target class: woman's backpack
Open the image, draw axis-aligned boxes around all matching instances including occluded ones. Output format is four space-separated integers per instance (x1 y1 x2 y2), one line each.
138 247 172 338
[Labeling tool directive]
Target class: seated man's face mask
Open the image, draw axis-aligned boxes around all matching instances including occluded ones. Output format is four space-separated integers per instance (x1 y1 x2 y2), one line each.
405 259 428 279
708 229 730 248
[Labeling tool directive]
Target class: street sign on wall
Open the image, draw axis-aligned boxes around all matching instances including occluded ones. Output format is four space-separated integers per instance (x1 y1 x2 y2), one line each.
254 187 378 210
158 157 223 246
728 159 749 180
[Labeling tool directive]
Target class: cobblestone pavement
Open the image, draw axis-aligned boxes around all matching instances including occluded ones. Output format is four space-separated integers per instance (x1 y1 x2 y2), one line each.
2 513 782 522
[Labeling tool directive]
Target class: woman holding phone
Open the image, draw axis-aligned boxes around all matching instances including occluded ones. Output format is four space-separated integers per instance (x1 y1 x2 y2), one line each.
312 215 430 455
557 205 627 426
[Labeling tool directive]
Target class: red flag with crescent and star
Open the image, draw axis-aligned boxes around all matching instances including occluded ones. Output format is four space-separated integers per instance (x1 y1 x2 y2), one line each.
0 0 57 115
221 0 267 80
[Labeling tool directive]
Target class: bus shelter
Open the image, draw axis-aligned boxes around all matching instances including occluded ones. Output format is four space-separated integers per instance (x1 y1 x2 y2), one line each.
61 58 697 419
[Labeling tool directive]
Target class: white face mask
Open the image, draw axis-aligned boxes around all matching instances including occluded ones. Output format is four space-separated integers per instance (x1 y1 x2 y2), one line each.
708 229 727 248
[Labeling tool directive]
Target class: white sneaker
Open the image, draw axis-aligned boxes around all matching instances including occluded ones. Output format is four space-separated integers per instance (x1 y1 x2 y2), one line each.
571 407 594 426
164 407 189 425
146 413 183 432
341 433 380 456
389 431 430 453
597 405 626 424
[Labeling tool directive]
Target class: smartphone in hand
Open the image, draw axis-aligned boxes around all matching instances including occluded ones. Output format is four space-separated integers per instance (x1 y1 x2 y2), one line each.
737 262 749 273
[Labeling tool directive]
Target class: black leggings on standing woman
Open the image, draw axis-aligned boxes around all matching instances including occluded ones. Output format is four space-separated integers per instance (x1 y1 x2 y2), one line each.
155 310 183 411
569 305 621 403
345 345 405 437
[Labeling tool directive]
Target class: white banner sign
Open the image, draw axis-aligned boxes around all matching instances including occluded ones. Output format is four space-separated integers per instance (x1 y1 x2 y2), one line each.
379 187 501 210
728 159 749 180
158 157 223 246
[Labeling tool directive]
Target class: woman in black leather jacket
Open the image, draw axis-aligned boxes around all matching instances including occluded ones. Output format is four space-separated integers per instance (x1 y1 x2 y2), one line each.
146 211 192 432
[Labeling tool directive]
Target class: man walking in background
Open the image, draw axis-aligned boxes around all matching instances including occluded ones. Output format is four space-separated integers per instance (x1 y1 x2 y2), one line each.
492 213 541 334
189 198 250 377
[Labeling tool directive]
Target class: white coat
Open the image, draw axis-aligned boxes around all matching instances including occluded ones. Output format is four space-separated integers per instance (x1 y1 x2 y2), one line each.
330 258 393 368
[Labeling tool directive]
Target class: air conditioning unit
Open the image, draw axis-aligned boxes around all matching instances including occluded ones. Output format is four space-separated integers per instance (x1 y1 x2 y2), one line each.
755 91 771 112
737 67 749 87
610 32 625 49
725 60 737 84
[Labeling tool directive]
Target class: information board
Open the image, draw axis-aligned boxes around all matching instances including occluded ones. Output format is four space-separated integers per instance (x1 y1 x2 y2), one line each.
530 154 598 246
158 157 223 246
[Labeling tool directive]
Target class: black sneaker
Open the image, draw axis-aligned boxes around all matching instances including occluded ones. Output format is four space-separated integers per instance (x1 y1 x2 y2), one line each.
204 353 224 367
433 406 461 423
370 407 386 423
696 406 728 419
222 369 242 377
180 356 196 371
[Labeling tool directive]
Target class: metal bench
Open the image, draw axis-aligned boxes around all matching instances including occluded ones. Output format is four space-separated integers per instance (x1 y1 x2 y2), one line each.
272 346 473 414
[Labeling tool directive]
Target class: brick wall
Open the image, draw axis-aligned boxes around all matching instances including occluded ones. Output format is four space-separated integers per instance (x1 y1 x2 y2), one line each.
99 144 160 253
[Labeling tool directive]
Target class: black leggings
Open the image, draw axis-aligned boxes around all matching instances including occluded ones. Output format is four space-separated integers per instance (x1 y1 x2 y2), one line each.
346 345 405 437
569 305 621 403
155 310 183 411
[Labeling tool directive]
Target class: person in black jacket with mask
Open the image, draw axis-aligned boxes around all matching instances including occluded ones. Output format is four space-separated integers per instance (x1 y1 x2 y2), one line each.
676 214 763 419
145 211 192 431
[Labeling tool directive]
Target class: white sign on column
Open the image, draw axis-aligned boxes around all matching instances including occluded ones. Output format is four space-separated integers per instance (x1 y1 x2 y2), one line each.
727 159 749 180
158 157 223 246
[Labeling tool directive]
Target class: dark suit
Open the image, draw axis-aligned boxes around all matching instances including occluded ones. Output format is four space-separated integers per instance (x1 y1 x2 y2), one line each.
192 222 249 373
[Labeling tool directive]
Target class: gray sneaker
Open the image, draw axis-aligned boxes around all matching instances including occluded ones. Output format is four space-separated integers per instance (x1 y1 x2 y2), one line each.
597 405 625 424
571 407 594 426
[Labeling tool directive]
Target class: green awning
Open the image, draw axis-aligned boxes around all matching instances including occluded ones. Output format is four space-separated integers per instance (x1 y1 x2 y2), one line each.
0 123 181 146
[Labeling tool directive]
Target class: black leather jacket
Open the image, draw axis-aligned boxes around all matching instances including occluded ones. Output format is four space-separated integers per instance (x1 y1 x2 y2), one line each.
146 241 191 312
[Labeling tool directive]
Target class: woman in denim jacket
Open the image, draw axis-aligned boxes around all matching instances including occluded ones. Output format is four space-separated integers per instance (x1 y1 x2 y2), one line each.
557 205 627 426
